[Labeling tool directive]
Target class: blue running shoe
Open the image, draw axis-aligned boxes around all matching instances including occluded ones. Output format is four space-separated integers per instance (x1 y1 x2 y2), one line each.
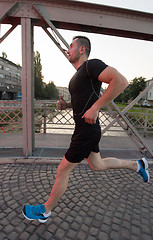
137 157 150 182
22 204 51 223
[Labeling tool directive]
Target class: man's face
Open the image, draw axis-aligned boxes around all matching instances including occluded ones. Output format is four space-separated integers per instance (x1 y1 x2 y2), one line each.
67 38 81 63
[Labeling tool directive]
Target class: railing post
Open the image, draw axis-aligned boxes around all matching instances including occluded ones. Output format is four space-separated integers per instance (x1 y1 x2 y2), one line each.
43 103 47 134
144 109 149 137
21 17 35 156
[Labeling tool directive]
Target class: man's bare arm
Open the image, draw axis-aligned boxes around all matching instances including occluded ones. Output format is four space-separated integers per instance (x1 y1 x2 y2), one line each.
93 66 129 111
82 66 128 124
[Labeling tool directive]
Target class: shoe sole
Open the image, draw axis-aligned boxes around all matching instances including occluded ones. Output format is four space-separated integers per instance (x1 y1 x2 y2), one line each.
142 157 150 182
22 209 48 223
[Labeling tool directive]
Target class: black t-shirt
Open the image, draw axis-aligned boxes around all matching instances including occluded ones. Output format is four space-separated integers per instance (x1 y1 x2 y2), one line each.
69 59 108 116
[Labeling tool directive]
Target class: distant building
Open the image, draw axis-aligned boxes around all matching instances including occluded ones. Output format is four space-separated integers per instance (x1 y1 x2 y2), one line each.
146 78 153 105
57 86 71 101
138 78 153 107
0 57 22 100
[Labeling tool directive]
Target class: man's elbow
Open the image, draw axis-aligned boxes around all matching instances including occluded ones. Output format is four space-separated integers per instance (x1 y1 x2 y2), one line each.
122 76 129 90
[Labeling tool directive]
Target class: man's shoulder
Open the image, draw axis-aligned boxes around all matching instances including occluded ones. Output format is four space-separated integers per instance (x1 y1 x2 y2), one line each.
88 59 108 67
88 58 101 63
87 59 108 79
88 59 106 65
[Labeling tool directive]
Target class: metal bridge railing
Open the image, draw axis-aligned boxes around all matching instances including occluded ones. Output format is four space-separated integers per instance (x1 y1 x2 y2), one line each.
0 100 153 137
125 108 153 137
0 101 22 133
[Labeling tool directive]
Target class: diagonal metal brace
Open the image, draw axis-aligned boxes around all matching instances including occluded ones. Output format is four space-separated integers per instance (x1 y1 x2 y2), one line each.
109 102 153 158
0 2 24 23
102 81 153 135
0 23 18 43
32 3 69 49
0 2 24 43
42 26 69 60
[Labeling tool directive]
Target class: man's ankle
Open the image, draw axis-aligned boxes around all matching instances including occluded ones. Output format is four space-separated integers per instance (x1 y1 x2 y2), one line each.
44 204 51 214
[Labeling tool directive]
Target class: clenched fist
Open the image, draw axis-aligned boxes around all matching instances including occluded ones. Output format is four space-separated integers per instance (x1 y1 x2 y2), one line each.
56 95 67 110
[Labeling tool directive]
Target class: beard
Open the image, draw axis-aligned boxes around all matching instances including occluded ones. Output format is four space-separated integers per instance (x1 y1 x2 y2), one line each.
69 49 80 63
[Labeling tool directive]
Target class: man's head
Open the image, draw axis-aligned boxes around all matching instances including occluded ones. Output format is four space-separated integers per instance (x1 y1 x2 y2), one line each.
73 36 91 58
67 36 91 64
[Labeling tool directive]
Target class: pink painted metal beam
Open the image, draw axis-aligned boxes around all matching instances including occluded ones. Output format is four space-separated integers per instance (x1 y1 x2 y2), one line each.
21 17 34 156
0 23 18 43
1 0 153 41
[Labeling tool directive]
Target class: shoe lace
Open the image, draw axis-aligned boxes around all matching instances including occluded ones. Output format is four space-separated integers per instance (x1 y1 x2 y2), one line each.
32 205 44 215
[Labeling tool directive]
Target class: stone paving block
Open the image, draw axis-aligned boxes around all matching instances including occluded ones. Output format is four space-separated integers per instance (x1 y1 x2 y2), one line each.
142 234 153 240
3 224 14 234
131 225 141 236
1 217 9 226
55 228 65 239
7 231 19 240
0 234 7 240
16 222 27 233
86 235 96 240
60 221 69 230
89 226 99 237
92 219 101 228
19 231 30 240
75 215 83 224
80 223 89 232
43 230 54 239
35 224 46 235
76 230 87 240
101 223 111 234
65 215 73 223
111 223 120 232
28 233 40 240
98 231 109 240
110 230 120 240
71 221 80 231
84 216 93 225
67 229 77 239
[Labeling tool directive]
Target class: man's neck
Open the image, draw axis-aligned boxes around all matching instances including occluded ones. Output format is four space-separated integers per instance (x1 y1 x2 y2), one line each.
74 56 88 70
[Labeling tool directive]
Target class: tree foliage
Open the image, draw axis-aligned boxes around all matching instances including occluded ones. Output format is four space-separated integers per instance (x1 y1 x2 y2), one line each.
34 51 59 99
43 81 59 99
34 51 44 99
2 51 7 59
115 77 146 103
129 77 146 100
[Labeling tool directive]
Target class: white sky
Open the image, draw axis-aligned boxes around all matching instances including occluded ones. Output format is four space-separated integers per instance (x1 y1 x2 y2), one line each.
0 0 153 87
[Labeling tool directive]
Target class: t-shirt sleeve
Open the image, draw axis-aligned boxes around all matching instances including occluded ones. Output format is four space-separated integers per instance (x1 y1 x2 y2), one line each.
87 59 108 80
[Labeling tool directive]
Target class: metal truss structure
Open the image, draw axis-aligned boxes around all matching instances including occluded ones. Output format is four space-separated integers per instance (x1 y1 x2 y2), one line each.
0 0 153 157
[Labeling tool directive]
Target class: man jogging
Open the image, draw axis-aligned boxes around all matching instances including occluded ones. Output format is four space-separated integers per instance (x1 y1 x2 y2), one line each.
22 36 149 223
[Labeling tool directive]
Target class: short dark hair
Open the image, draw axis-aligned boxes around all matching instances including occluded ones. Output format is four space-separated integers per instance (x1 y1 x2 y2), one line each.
73 36 91 57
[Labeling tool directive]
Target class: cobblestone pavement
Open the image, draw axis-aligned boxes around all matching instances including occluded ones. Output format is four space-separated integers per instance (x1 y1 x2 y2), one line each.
0 162 153 240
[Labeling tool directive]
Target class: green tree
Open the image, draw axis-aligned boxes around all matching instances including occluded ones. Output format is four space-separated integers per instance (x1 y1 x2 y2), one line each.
2 51 7 59
34 51 44 99
129 77 146 100
43 81 59 99
115 77 146 103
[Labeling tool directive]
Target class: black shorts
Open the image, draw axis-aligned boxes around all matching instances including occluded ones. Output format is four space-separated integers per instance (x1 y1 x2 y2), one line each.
65 116 101 163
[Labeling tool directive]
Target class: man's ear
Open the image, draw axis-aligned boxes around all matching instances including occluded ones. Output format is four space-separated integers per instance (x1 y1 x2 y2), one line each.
80 46 85 54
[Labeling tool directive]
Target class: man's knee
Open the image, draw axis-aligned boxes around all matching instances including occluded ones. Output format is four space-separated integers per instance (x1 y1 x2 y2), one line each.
56 156 77 176
87 152 105 171
88 161 102 171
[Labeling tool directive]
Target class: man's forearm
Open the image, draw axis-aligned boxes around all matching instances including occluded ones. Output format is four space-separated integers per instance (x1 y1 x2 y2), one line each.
93 76 128 111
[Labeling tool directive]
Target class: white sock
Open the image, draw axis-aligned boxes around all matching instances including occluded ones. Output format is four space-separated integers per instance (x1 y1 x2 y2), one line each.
44 211 51 217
